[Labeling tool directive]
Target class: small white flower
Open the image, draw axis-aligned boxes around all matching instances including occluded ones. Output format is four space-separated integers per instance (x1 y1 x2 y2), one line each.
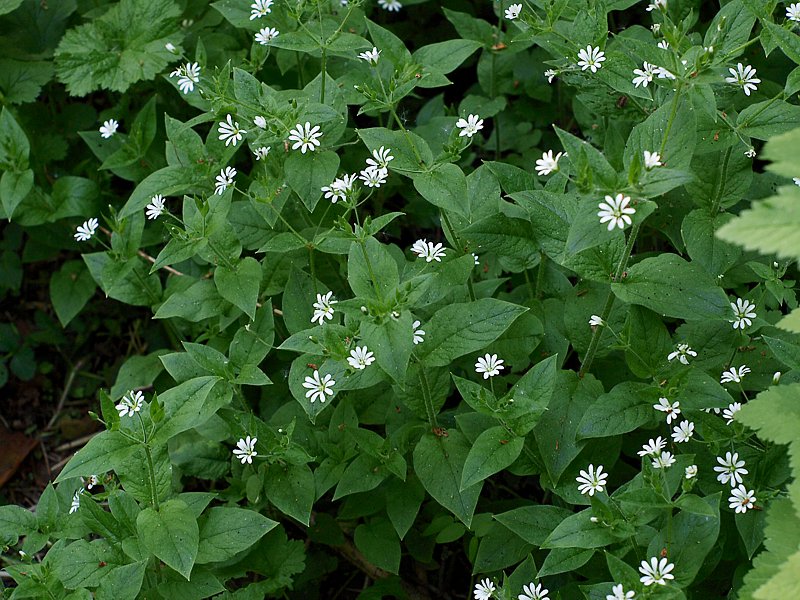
170 62 201 94
99 119 119 139
254 115 267 129
656 66 676 79
74 218 99 242
730 298 756 329
577 45 606 73
69 489 84 514
788 3 800 21
729 485 757 514
366 146 394 169
722 402 742 425
311 291 337 325
378 0 402 11
348 346 375 370
474 578 495 600
358 47 381 65
456 114 484 138
598 194 636 230
685 464 698 479
606 583 635 600
359 165 388 187
288 122 322 154
651 23 661 33
321 174 356 203
657 40 670 49
632 62 657 88
535 150 563 176
145 195 166 220
518 581 549 600
725 63 761 96
215 166 237 195
671 421 695 443
253 146 271 161
720 365 751 384
413 320 425 345
639 557 675 586
411 240 447 263
654 397 681 424
638 436 666 457
745 147 757 158
715 451 748 486
475 353 504 379
472 253 480 265
83 475 100 490
505 3 522 19
303 370 336 403
643 150 662 169
646 0 667 10
652 450 676 469
667 343 697 365
576 464 608 496
255 27 280 45
544 69 557 83
589 315 605 327
249 0 273 19
165 42 177 53
116 390 145 418
218 114 246 147
233 436 258 464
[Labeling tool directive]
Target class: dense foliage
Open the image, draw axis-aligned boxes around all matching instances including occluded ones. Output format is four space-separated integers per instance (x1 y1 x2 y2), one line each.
1 0 800 599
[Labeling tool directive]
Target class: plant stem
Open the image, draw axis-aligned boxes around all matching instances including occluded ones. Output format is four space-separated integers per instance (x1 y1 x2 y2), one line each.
659 83 683 157
440 211 476 301
418 364 439 430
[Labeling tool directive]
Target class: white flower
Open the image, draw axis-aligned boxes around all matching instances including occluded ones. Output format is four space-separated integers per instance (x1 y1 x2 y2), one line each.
303 370 336 403
165 42 177 53
413 320 425 345
347 346 375 370
651 23 661 32
606 583 635 600
233 436 258 464
652 450 676 469
74 218 99 242
720 365 751 384
729 485 757 514
254 115 267 129
474 578 495 600
535 150 563 176
643 150 662 169
505 3 522 19
657 40 669 49
654 397 681 424
255 27 280 45
598 194 636 230
145 195 166 220
519 582 549 600
745 147 757 158
773 371 782 384
589 315 605 327
288 122 322 154
472 253 480 265
116 390 144 418
411 240 447 263
788 3 800 21
632 62 657 88
685 464 698 479
456 114 484 138
544 69 557 83
99 119 119 139
378 0 402 11
725 63 761 96
715 451 748 486
359 47 381 65
83 474 100 490
639 557 675 586
214 166 237 195
671 421 695 443
475 353 504 379
577 45 606 73
250 0 273 19
253 146 271 161
69 489 84 514
646 0 667 11
730 298 756 329
321 174 356 203
638 436 666 457
577 464 608 496
366 146 394 169
218 114 246 147
170 62 201 94
311 291 337 325
359 165 388 187
656 66 676 79
667 343 696 365
722 402 741 425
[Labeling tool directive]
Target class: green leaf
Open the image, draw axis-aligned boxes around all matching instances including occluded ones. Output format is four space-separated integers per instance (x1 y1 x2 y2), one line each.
611 254 729 321
354 519 401 575
460 426 524 490
412 163 468 218
119 165 201 219
413 431 482 527
463 213 539 270
543 509 618 549
359 313 413 383
763 21 800 66
577 382 658 439
55 431 137 483
347 238 399 301
473 521 533 573
357 127 433 174
49 260 97 326
385 475 425 540
50 539 113 589
0 106 29 170
0 0 23 16
493 505 572 545
154 278 227 322
151 376 227 446
681 209 741 276
0 169 32 218
54 0 182 95
538 547 594 577
285 150 339 212
229 300 275 368
0 505 37 544
413 39 481 74
416 298 528 367
738 100 800 141
214 256 261 320
136 499 199 580
264 463 315 526
625 96 696 171
704 0 755 58
95 561 147 600
196 507 278 564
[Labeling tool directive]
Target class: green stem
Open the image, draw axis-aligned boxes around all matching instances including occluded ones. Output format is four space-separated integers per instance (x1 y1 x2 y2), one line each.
144 444 160 511
535 252 547 299
710 145 732 215
320 47 327 103
418 363 439 429
659 83 683 157
440 211 476 301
